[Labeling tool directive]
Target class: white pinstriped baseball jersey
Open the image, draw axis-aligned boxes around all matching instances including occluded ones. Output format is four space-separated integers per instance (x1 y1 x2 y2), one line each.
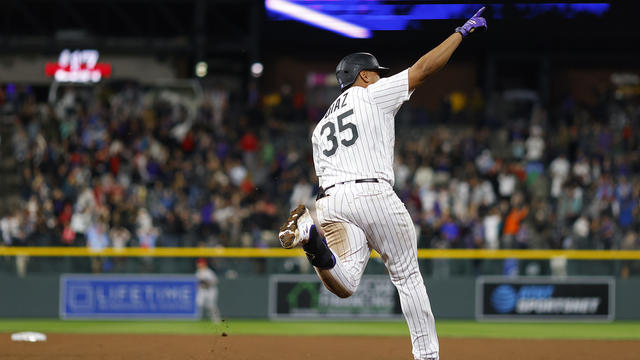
312 69 414 188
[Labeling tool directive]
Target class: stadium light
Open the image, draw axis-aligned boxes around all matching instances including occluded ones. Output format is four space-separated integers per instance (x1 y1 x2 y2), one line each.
251 62 264 78
265 0 371 39
195 61 208 78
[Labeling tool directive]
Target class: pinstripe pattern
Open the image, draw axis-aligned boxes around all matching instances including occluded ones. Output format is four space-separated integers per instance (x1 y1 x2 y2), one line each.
312 69 414 189
311 69 438 360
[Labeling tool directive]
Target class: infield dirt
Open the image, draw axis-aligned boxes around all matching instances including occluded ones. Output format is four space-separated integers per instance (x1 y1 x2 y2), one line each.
1 334 638 359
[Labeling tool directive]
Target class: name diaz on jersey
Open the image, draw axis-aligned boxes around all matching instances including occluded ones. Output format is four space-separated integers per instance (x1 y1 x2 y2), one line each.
323 92 349 119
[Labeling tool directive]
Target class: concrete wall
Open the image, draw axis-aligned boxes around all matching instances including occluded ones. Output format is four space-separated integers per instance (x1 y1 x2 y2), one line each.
0 274 60 317
615 279 640 320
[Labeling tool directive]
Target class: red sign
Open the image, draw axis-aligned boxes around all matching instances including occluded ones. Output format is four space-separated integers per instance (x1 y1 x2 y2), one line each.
45 49 112 83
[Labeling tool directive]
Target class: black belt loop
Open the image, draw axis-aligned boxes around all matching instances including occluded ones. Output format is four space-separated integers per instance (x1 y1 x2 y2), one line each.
355 178 378 184
316 185 330 201
316 178 379 201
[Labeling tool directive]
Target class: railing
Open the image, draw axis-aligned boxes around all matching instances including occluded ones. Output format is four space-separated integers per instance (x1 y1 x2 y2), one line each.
2 247 639 278
1 247 640 259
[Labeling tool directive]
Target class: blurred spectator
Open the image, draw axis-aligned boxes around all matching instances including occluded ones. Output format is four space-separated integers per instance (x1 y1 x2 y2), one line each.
525 125 545 162
497 167 517 200
502 196 529 249
87 213 110 273
550 154 570 200
483 207 501 250
289 177 314 211
1 209 22 246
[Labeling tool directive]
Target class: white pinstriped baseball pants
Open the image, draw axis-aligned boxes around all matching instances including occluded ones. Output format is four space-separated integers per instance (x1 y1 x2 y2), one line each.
315 181 439 360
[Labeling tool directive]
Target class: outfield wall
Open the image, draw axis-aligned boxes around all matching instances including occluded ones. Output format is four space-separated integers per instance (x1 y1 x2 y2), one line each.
1 274 638 320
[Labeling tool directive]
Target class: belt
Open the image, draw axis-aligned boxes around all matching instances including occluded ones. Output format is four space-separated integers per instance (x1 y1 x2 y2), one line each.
316 178 379 201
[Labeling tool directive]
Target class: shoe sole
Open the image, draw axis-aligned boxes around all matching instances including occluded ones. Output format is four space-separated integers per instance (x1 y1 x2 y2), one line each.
279 204 306 249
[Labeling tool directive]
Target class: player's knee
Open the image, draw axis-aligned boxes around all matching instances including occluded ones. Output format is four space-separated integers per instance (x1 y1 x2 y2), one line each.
318 270 357 298
390 268 423 286
323 281 355 298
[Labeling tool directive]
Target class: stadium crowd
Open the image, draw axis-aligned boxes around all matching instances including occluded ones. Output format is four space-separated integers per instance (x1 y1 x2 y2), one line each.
0 82 292 252
1 79 639 262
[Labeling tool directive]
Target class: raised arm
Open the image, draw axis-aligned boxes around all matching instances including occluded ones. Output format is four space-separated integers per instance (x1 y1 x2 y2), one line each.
408 7 487 91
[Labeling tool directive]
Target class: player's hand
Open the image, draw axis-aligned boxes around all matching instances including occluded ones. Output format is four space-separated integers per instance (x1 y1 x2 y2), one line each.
455 6 487 38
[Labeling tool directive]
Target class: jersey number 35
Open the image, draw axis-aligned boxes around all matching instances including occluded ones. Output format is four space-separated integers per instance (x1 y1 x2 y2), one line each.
321 109 358 157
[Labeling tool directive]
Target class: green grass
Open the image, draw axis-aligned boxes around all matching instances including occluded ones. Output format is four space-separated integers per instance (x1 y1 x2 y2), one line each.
1 319 639 340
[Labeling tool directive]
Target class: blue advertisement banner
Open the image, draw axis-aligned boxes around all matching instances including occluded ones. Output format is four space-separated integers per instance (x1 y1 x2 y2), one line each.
60 275 198 319
476 276 615 321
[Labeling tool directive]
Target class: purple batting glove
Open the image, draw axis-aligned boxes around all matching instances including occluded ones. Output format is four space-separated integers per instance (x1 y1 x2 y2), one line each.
455 6 487 38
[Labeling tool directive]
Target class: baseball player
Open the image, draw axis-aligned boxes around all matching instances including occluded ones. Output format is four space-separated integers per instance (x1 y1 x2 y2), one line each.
279 8 487 360
195 258 221 323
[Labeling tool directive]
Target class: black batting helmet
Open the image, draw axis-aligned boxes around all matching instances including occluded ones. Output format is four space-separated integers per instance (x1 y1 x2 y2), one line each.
335 52 389 92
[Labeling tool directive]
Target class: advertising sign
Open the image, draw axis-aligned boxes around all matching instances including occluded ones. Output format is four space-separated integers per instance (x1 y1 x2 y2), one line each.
60 274 198 319
476 276 614 321
45 49 112 83
269 275 402 319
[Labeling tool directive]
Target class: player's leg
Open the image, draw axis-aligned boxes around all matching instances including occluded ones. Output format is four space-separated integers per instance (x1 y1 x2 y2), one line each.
196 288 205 320
353 186 439 360
314 221 370 297
279 204 370 298
210 287 221 323
313 185 374 297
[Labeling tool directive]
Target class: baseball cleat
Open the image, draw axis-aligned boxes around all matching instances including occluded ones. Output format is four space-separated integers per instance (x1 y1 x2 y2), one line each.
279 205 313 249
